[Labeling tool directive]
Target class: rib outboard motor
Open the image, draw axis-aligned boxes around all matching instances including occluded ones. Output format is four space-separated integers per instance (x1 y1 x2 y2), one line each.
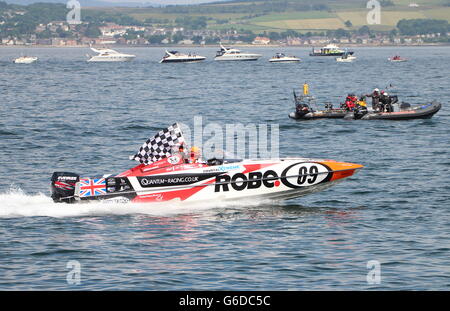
51 172 79 203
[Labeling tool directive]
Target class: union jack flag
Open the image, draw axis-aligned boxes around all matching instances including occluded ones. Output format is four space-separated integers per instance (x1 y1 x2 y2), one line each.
79 178 106 197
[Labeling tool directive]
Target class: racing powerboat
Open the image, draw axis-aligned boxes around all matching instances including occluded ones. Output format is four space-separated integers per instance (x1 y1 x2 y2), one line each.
51 124 363 204
215 44 262 61
87 47 136 62
13 56 38 64
160 50 206 63
269 53 301 63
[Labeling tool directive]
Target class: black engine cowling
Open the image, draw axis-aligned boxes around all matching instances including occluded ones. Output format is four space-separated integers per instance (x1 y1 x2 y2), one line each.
51 172 79 203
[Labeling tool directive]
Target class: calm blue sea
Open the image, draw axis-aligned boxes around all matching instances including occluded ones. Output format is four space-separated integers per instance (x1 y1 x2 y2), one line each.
0 46 449 290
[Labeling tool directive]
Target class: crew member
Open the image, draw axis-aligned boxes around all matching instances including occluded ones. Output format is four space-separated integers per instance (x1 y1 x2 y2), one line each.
365 88 381 110
380 91 393 112
178 144 189 163
344 94 358 111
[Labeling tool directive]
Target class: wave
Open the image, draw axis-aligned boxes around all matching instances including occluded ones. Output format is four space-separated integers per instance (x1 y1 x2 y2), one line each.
0 188 270 219
0 129 18 136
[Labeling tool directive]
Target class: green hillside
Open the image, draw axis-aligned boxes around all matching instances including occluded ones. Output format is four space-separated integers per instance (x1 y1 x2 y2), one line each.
84 0 450 33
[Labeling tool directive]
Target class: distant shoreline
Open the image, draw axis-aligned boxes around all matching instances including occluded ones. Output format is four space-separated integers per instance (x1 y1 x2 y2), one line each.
0 43 449 48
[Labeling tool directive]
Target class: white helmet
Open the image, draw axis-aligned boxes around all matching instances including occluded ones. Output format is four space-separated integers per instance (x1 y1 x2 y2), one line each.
383 92 388 96
374 88 379 92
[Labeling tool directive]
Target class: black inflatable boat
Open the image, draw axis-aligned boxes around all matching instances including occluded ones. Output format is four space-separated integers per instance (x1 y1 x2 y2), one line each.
289 89 349 120
289 108 348 120
345 101 441 120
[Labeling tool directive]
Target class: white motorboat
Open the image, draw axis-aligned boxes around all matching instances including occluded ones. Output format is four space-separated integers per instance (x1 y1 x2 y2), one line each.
336 53 357 62
159 50 206 63
214 44 262 61
87 47 136 62
13 56 38 64
388 56 408 62
269 53 301 63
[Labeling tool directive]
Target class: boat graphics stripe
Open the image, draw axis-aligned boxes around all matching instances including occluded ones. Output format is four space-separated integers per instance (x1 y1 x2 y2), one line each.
137 172 224 188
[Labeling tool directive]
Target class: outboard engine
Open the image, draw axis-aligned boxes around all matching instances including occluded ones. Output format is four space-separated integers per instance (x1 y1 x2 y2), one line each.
295 103 310 117
353 106 368 120
51 172 79 203
400 102 411 110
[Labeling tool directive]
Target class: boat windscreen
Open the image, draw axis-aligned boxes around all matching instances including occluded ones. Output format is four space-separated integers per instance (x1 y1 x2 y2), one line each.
223 158 243 164
206 150 242 164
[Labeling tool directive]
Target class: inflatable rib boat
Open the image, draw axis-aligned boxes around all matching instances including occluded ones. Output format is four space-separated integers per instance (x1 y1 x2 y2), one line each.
346 101 441 120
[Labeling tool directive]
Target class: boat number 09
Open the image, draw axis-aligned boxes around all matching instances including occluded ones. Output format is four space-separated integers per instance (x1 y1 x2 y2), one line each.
297 165 319 185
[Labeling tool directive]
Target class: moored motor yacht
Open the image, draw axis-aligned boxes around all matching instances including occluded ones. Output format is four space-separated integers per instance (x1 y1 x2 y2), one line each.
214 44 262 61
159 50 206 63
13 56 38 64
310 44 354 57
50 123 363 204
87 47 136 62
269 53 301 63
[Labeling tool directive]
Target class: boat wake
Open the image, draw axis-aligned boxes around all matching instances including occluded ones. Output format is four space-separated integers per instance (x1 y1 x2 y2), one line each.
0 188 272 219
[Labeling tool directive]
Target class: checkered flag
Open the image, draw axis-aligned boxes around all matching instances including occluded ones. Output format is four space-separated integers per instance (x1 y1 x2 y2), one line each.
130 123 185 165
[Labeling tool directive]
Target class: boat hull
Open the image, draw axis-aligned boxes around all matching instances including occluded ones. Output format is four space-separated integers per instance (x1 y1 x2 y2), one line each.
160 57 206 63
336 57 356 62
13 57 38 64
359 102 441 120
87 56 136 62
310 51 354 57
389 58 407 62
53 158 363 204
289 110 348 120
215 54 261 61
269 58 301 63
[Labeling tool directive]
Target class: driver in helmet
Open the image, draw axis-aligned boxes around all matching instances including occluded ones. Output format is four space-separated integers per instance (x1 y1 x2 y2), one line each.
190 146 202 164
380 91 393 112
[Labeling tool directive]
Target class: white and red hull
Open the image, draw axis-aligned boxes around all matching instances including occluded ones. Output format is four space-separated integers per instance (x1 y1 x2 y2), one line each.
52 156 363 204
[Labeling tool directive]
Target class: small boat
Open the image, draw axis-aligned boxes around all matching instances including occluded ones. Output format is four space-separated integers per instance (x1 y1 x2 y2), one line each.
50 123 363 204
160 50 206 63
13 56 38 64
336 52 356 62
269 53 300 63
289 85 349 120
87 47 136 62
215 43 262 61
388 55 407 62
289 105 348 120
310 44 354 57
345 101 441 120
